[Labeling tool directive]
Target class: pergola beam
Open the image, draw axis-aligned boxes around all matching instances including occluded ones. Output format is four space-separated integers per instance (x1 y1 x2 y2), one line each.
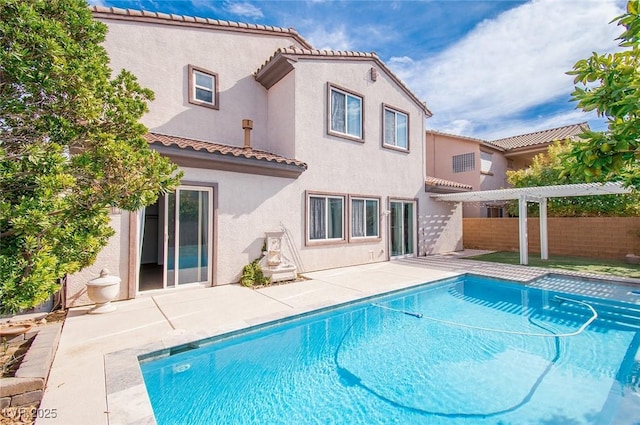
431 182 632 266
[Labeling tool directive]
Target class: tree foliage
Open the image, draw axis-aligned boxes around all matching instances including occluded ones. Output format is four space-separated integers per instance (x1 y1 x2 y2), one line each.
0 0 181 313
507 142 640 217
564 0 640 189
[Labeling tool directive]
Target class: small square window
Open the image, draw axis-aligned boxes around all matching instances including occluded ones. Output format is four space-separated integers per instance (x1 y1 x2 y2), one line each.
383 105 409 151
328 84 363 141
189 65 218 109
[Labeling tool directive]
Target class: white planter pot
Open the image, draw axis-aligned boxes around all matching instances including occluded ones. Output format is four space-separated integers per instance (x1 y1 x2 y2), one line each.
86 269 121 314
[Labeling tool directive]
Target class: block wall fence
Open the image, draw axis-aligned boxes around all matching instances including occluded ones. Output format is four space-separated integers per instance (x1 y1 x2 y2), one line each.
463 217 640 260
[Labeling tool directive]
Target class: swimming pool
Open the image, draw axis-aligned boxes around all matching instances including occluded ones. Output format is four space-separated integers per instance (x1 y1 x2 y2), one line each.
140 274 640 424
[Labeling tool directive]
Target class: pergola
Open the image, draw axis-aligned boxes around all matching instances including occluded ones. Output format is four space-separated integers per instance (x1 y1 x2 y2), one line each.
431 182 633 265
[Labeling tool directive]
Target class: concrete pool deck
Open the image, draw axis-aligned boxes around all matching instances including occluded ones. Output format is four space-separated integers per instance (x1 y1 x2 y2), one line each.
35 254 640 425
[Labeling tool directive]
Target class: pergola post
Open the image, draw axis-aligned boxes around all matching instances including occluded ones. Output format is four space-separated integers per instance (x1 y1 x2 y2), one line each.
431 182 632 267
539 197 548 260
518 195 528 265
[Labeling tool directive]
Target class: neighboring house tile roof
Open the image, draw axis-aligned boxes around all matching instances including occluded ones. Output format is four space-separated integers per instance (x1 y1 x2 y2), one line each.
426 129 504 152
146 133 308 170
90 6 313 49
424 176 473 193
255 47 432 116
488 122 589 150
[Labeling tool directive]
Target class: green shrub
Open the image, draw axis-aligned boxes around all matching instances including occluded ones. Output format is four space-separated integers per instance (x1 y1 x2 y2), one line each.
240 260 270 287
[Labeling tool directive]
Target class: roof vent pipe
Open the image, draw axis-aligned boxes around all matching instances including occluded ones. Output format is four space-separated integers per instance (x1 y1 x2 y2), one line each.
242 119 253 149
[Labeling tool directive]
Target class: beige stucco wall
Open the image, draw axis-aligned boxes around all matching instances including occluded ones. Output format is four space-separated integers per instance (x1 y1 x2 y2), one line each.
421 201 464 254
480 150 509 191
478 148 510 216
66 211 130 307
426 132 481 217
425 132 479 188
426 131 513 218
266 71 296 158
180 167 301 284
288 58 431 270
66 14 464 305
100 19 306 153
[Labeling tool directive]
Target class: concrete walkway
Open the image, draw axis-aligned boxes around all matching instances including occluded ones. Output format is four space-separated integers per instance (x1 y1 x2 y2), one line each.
35 255 640 425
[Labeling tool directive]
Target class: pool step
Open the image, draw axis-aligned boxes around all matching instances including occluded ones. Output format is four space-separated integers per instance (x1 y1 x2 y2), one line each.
551 298 640 330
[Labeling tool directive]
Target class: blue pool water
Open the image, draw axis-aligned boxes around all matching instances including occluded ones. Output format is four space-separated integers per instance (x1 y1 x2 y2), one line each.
140 275 640 424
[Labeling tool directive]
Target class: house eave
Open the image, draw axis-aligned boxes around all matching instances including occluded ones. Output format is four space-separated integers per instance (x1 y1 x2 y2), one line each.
151 144 307 179
255 54 297 89
424 184 473 194
90 6 313 49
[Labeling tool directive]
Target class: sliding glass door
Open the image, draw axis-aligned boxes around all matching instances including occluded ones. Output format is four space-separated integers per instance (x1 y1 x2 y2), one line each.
390 200 415 258
165 187 212 287
138 185 212 292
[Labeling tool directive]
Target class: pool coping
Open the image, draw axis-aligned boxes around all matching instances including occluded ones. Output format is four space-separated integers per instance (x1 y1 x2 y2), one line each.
104 273 466 425
103 267 640 425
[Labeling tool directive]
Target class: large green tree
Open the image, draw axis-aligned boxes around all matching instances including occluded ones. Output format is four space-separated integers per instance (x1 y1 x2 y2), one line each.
0 0 181 313
564 0 640 189
507 142 640 217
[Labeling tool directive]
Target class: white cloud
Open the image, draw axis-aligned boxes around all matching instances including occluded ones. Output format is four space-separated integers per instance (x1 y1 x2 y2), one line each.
225 2 264 19
302 21 398 53
439 119 475 136
387 0 624 139
305 25 353 51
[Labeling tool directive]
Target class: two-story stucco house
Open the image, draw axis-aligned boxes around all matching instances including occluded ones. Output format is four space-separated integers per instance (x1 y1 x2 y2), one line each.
64 7 463 307
425 122 589 218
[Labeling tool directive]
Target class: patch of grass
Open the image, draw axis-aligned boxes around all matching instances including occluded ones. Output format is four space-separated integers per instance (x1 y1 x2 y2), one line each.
466 251 640 279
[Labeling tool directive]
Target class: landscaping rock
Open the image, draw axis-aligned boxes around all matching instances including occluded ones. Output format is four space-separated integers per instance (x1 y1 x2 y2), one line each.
0 397 11 409
11 390 43 407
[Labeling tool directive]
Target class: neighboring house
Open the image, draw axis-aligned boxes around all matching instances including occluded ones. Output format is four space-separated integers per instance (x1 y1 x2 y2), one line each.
490 122 590 170
65 7 463 307
425 131 507 218
425 122 589 218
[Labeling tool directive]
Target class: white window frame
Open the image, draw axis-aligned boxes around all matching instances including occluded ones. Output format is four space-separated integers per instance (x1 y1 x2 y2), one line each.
350 197 380 239
328 84 363 141
383 105 409 151
188 65 218 110
307 193 345 244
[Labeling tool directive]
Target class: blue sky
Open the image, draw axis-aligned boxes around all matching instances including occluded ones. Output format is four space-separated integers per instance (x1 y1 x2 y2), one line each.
88 0 626 140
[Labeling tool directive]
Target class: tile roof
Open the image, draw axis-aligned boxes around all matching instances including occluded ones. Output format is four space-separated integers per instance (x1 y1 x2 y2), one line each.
426 129 504 152
145 133 307 170
425 176 473 192
256 47 379 76
90 6 313 49
426 129 486 144
488 122 589 150
255 47 432 116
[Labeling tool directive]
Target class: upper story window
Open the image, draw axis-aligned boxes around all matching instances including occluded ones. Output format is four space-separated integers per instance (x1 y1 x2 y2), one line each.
351 197 379 239
328 84 363 140
480 151 493 174
308 193 345 242
383 105 409 150
453 152 475 173
189 65 218 110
